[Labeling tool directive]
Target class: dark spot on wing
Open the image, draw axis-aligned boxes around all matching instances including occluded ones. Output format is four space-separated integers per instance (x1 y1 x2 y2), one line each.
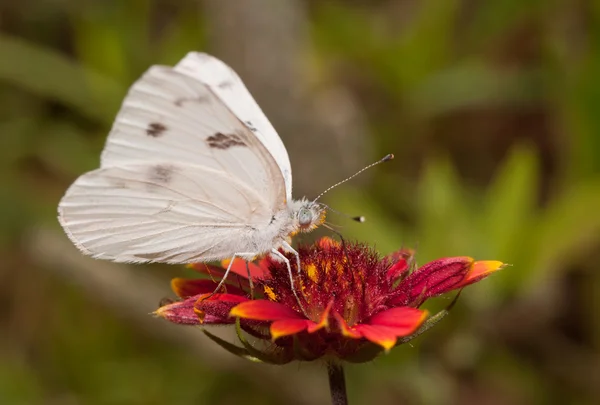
149 164 176 184
206 131 247 149
269 215 276 224
146 122 167 137
217 81 233 89
175 95 210 107
245 121 258 132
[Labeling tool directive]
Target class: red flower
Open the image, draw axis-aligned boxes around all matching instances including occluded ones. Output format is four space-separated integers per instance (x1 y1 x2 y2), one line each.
155 238 503 363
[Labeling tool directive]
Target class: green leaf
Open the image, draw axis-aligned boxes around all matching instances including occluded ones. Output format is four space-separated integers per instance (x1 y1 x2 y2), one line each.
407 64 542 117
0 34 123 123
484 143 539 260
522 180 600 288
202 329 258 362
417 155 471 261
34 120 102 176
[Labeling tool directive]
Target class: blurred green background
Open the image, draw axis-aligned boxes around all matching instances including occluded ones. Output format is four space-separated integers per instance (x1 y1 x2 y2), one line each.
2 0 600 404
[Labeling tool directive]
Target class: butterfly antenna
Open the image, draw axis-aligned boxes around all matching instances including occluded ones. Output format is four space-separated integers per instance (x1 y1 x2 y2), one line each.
313 153 394 203
319 203 365 223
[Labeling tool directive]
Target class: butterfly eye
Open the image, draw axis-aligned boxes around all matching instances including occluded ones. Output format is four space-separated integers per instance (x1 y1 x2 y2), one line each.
298 207 313 226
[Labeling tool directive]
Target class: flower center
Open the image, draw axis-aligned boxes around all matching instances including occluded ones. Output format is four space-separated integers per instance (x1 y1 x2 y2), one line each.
263 241 392 327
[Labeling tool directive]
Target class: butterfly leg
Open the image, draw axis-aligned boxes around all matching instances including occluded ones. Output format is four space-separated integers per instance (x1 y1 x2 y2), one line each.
270 248 308 317
281 241 302 276
204 252 257 300
245 261 254 298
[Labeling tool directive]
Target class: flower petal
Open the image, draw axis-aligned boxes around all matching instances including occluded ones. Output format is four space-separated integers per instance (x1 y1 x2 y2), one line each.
332 311 361 338
270 319 311 340
255 257 272 279
171 278 246 298
368 307 427 335
351 324 402 351
230 300 304 321
459 260 504 287
391 256 474 306
154 297 201 325
385 248 414 282
221 258 269 280
307 300 333 333
195 293 249 324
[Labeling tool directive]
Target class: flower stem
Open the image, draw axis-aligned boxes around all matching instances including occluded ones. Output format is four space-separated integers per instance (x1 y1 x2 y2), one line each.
327 361 348 405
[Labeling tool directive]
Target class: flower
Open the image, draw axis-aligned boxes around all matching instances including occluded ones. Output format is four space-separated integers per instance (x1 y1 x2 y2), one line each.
155 238 504 363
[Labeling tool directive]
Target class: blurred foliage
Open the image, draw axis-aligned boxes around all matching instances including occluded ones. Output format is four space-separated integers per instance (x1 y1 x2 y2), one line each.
1 0 600 404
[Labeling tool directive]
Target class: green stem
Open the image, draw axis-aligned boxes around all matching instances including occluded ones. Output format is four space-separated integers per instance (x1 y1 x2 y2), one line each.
327 361 348 405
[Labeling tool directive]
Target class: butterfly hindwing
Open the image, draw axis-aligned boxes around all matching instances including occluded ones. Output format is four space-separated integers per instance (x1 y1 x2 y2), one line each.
58 163 270 263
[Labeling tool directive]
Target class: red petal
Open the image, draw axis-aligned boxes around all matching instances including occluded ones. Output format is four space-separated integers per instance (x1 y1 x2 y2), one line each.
230 300 304 321
332 311 361 338
459 260 504 287
171 278 246 298
255 257 272 279
221 258 269 280
307 300 333 333
195 293 249 324
184 262 253 290
271 319 311 340
391 256 474 305
154 297 201 325
197 293 249 303
385 248 414 282
349 308 427 350
368 307 427 335
352 324 403 351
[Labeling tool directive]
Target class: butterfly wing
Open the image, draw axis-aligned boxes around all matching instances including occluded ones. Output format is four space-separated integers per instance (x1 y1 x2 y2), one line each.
99 64 285 206
59 56 289 263
174 52 293 201
58 164 270 263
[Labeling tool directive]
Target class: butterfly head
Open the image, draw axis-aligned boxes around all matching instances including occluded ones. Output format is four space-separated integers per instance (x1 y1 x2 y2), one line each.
290 199 326 234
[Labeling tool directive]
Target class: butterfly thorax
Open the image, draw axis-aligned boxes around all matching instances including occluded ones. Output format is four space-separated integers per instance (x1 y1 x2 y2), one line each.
246 199 324 257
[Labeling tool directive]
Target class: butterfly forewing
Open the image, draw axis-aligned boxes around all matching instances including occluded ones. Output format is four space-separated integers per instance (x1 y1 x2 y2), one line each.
99 66 284 206
174 52 293 200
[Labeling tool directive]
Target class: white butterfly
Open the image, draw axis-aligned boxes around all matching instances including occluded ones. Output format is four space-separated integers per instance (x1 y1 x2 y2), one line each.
57 52 326 302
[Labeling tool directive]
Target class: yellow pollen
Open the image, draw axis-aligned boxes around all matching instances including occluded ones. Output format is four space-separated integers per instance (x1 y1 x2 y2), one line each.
263 285 277 301
335 261 345 276
305 264 319 283
324 261 332 274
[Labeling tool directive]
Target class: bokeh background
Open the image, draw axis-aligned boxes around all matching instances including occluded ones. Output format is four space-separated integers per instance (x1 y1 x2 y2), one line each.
2 1 600 404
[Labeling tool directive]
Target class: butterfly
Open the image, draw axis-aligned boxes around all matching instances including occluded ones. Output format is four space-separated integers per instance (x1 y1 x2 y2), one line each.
57 52 327 305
